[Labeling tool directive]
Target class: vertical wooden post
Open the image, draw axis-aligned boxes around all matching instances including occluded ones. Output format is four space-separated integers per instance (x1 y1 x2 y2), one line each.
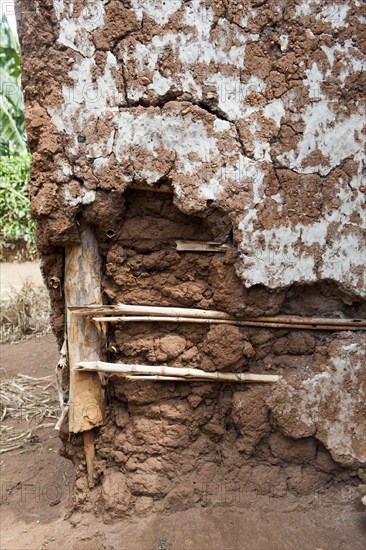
83 430 96 488
64 222 105 486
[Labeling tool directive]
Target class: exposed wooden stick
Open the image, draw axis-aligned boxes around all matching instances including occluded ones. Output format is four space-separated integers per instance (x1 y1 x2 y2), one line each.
91 315 365 332
176 240 229 252
125 375 274 383
75 361 280 383
69 303 231 319
128 183 173 194
83 429 95 488
243 315 366 327
126 375 192 381
54 405 69 431
65 223 105 434
70 303 366 329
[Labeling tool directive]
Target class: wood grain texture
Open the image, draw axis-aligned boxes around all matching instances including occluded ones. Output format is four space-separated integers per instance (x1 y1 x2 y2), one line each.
64 223 105 434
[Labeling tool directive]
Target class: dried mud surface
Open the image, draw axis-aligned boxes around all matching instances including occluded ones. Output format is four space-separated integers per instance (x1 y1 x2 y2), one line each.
15 0 366 517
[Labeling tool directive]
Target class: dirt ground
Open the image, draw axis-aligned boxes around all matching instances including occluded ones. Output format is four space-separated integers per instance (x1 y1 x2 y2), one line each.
0 262 44 298
0 334 365 549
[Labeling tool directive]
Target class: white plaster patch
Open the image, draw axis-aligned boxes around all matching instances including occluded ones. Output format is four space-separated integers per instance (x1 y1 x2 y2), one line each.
321 40 366 84
295 1 312 17
150 72 173 95
279 34 289 51
264 99 285 127
93 157 109 174
114 110 220 177
131 0 182 26
319 2 350 29
273 336 366 466
64 188 96 207
207 74 264 122
278 62 366 175
198 179 224 201
53 0 105 57
180 71 203 99
295 1 349 29
238 171 366 296
49 52 121 157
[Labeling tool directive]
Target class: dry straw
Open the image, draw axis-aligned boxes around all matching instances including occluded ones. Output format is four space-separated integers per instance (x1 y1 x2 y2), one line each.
0 280 51 343
0 373 58 454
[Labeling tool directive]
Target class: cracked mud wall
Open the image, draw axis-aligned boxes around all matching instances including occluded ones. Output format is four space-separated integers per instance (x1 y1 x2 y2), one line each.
15 0 365 514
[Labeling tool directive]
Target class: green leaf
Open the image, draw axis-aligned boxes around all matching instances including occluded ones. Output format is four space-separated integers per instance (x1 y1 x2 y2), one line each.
0 15 27 156
0 67 24 112
0 98 26 154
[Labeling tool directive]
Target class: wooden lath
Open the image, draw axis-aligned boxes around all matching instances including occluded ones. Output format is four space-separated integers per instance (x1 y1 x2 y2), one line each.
75 361 280 384
128 183 173 194
68 303 366 331
175 240 229 252
91 315 365 331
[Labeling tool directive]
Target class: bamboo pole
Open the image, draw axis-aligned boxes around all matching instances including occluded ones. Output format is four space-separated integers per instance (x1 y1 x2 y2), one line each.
70 303 366 330
70 303 232 319
124 375 274 382
126 376 192 381
75 361 280 383
91 315 365 331
242 315 365 327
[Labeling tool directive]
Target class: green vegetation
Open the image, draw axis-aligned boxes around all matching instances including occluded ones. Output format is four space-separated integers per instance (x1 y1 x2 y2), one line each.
0 15 34 259
0 14 26 156
0 153 35 259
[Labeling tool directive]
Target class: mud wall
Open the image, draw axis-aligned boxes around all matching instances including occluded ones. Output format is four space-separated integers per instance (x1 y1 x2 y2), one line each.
16 0 365 515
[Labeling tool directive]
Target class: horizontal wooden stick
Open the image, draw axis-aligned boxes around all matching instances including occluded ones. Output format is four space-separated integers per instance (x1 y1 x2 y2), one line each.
71 303 231 319
70 303 366 329
125 375 269 382
176 240 229 252
128 183 173 194
247 315 366 327
75 361 280 383
126 375 190 381
91 315 365 331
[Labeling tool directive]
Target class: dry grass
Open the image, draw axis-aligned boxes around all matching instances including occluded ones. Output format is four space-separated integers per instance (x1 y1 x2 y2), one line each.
0 280 51 343
0 373 58 454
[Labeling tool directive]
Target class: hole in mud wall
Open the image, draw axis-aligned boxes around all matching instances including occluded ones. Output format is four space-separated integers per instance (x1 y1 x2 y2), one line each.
102 187 237 310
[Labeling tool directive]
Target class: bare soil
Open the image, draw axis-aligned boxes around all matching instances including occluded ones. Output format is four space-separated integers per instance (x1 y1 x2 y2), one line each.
0 262 44 299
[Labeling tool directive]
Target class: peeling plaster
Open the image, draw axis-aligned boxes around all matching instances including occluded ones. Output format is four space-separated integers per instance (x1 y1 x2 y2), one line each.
48 0 366 300
271 335 366 467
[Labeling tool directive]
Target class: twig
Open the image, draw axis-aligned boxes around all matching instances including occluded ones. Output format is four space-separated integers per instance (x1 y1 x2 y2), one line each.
176 240 229 252
75 362 280 383
91 315 365 331
69 303 366 330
